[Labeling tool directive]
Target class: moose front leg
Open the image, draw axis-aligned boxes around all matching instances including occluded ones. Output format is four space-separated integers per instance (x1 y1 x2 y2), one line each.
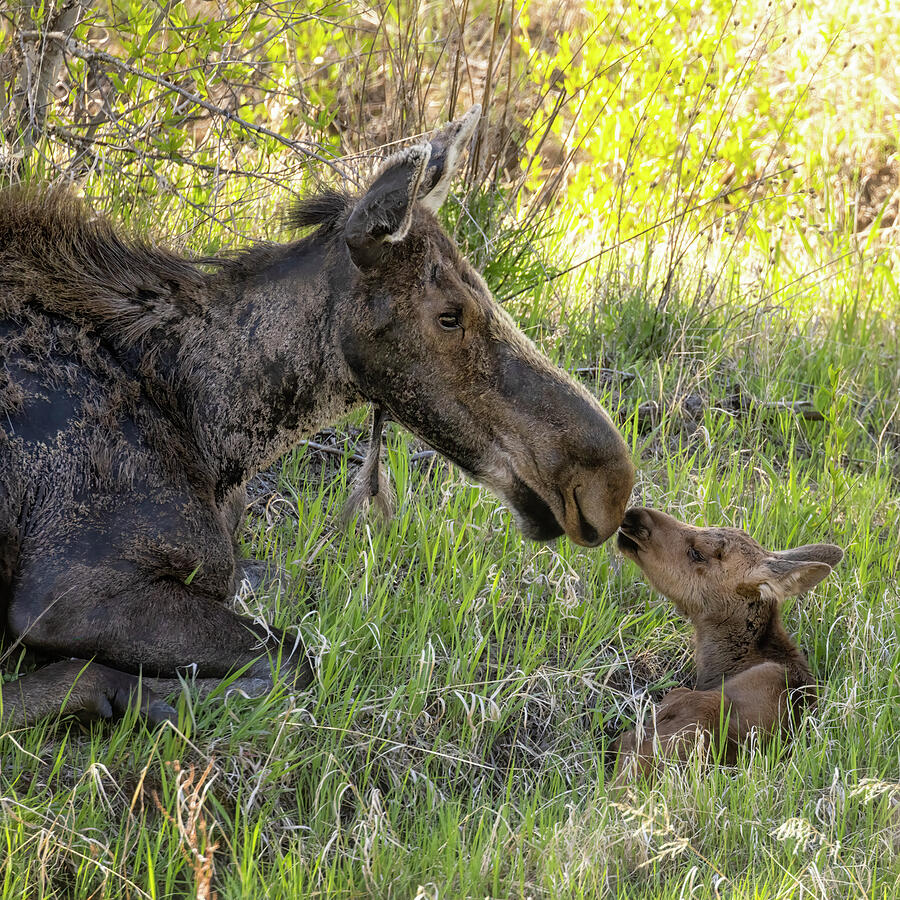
1 660 177 729
9 564 314 692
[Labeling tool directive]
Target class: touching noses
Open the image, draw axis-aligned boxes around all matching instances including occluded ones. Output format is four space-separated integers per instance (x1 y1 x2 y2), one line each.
562 456 634 546
556 417 635 547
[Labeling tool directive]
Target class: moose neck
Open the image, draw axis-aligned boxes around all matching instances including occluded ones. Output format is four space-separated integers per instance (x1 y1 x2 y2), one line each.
692 602 812 692
175 236 361 498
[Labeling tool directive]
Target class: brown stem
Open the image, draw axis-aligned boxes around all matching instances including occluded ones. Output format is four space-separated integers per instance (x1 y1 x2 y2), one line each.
17 29 357 184
10 1 91 175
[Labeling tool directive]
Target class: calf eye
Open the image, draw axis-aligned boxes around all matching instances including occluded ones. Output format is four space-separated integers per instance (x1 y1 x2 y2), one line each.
438 311 461 330
688 546 706 563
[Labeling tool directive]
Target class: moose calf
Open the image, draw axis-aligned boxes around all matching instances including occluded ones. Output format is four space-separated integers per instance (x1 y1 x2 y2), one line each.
613 507 842 778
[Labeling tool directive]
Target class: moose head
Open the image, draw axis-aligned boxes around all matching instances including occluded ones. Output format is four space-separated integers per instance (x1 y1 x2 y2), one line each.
306 106 634 546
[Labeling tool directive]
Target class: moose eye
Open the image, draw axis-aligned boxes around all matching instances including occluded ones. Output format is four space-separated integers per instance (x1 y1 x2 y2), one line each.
438 311 461 331
688 546 706 564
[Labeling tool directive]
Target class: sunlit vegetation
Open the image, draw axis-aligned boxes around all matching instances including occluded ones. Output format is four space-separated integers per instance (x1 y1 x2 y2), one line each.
1 0 898 896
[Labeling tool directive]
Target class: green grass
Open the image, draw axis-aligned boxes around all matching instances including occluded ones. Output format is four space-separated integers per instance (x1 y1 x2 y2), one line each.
2 242 897 897
2 0 900 896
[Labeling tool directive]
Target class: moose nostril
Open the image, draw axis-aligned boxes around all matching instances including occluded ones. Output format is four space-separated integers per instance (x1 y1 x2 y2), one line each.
573 488 599 546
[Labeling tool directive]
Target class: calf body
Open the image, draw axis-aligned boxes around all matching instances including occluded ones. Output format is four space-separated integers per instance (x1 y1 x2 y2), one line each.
613 507 841 777
0 108 634 731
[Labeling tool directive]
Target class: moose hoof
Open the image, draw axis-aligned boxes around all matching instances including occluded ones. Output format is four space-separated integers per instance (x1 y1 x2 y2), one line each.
236 558 292 597
61 661 178 727
289 651 314 691
279 635 314 690
257 648 315 692
244 629 315 692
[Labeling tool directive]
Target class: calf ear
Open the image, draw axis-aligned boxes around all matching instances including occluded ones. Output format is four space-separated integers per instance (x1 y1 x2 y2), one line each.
345 143 432 269
743 557 834 600
418 104 481 213
774 543 844 567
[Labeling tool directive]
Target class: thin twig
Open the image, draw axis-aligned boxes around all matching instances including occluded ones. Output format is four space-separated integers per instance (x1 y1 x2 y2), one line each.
299 439 437 465
573 366 637 382
754 400 824 421
299 440 364 464
501 164 801 302
19 30 358 185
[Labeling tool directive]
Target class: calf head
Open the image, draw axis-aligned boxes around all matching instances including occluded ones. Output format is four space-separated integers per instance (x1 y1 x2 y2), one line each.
617 507 843 622
327 106 634 546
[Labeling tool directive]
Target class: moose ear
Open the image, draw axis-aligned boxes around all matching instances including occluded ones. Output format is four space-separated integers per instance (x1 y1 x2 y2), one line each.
774 543 844 567
743 557 834 601
418 104 481 213
344 143 432 270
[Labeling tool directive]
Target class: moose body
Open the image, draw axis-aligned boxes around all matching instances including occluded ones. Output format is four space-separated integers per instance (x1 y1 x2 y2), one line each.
613 507 842 777
0 109 634 728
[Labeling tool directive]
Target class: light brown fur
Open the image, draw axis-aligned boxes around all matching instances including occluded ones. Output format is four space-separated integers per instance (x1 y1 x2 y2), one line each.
613 507 842 779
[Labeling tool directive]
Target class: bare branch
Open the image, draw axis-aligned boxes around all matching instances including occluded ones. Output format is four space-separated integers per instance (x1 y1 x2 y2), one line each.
18 29 359 185
9 0 91 173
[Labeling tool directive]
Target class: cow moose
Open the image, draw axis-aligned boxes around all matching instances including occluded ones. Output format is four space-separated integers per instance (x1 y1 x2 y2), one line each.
613 507 842 778
0 107 634 729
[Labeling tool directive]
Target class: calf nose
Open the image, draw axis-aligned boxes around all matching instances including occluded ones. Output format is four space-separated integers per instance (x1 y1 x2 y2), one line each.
620 506 653 538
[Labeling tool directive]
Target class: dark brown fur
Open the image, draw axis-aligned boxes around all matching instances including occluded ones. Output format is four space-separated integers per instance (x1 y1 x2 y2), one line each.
0 110 633 730
612 507 842 779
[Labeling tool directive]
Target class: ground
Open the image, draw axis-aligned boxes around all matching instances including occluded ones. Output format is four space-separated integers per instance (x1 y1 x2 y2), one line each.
1 0 899 896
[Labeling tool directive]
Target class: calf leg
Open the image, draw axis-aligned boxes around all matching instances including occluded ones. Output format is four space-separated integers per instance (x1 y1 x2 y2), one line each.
236 558 292 597
721 662 795 740
613 687 734 781
1 660 176 730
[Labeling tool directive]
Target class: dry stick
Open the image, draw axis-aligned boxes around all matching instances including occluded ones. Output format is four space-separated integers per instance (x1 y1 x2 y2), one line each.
755 400 824 421
643 6 769 341
298 722 496 771
673 2 767 255
573 366 636 381
663 0 746 281
298 439 437 466
49 124 311 194
705 27 843 308
19 30 358 185
518 39 646 226
354 2 390 154
447 0 470 118
11 0 92 168
470 0 504 179
526 42 652 222
299 440 364 463
1 796 155 898
501 0 514 144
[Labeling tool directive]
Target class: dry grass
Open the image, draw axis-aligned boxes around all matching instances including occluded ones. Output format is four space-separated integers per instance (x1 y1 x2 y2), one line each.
1 0 899 897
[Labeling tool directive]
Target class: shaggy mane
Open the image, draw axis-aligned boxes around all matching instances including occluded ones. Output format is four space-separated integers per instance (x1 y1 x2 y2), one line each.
209 189 351 281
286 188 351 232
0 186 210 343
0 186 351 344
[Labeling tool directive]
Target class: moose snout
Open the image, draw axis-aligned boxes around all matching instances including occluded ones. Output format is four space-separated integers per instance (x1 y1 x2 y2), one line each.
548 405 634 547
562 475 631 546
494 351 634 547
